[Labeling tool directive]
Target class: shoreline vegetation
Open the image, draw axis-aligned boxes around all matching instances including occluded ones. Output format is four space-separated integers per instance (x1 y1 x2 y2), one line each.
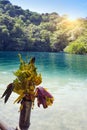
0 0 87 54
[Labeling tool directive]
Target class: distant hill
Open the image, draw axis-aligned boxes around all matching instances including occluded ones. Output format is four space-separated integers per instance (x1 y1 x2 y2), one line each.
0 0 87 54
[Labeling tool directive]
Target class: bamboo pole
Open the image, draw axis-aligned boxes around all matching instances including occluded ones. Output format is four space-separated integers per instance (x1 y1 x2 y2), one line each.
19 98 32 130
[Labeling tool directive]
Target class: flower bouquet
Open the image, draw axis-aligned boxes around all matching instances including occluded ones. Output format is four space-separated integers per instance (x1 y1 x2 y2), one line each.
1 54 54 130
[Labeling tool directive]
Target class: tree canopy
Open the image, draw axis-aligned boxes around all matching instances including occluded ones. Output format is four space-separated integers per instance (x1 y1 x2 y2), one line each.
0 0 87 54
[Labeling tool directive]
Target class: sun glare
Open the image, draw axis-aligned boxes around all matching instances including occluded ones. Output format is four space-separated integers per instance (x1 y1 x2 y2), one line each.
68 16 77 22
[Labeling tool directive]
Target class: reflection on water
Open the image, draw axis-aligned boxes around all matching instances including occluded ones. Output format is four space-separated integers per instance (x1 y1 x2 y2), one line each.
0 51 87 130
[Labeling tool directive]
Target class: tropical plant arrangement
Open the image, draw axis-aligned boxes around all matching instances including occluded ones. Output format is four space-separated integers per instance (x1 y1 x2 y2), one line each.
1 54 54 130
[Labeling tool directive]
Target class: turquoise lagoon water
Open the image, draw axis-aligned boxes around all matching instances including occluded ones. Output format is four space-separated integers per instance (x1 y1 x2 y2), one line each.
0 51 87 130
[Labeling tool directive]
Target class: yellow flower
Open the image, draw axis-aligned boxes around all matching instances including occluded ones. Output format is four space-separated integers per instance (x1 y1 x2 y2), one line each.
34 74 42 85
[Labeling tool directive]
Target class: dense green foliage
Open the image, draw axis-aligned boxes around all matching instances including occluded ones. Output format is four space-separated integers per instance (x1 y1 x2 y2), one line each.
0 0 87 54
64 19 87 54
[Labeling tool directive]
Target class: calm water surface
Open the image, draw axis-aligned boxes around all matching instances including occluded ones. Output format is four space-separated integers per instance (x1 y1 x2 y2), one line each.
0 51 87 130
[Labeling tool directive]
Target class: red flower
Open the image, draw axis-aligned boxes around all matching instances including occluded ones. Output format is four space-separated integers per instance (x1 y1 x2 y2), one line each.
36 87 54 108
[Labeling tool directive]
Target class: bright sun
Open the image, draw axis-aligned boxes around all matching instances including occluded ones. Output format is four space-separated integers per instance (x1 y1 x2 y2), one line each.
68 16 77 22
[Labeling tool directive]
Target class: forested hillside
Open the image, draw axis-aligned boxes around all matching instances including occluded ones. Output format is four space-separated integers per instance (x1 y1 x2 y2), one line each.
0 0 87 54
